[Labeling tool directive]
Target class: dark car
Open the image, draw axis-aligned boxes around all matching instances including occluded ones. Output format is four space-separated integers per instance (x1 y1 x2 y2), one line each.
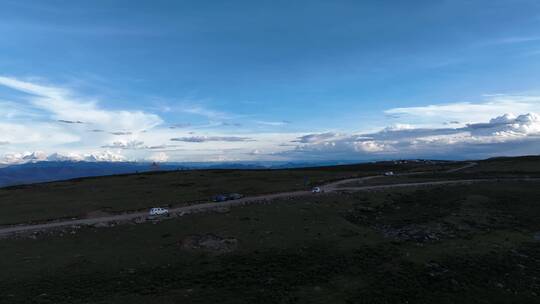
226 193 244 200
212 194 228 202
212 193 244 202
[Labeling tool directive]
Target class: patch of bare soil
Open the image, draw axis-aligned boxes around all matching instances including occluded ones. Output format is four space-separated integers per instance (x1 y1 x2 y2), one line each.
374 222 458 242
180 234 238 254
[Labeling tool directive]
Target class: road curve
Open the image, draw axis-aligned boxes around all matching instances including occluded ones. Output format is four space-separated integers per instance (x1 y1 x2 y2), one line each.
0 162 508 237
445 161 477 173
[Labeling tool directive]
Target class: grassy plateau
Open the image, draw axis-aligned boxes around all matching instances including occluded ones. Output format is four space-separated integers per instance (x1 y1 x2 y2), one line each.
0 157 539 303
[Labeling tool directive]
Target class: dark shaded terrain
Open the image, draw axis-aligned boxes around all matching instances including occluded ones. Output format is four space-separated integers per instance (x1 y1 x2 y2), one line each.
0 160 451 225
0 160 374 188
0 161 182 188
0 157 539 303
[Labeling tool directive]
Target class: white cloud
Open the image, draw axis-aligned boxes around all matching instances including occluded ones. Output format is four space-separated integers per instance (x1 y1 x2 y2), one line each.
467 113 540 137
292 132 345 144
0 76 165 158
385 95 540 126
354 141 389 153
382 124 415 131
101 140 146 149
482 36 540 46
247 149 261 155
47 152 85 162
79 151 126 162
283 112 540 160
255 120 291 126
180 105 231 120
2 75 540 163
0 121 80 145
0 100 43 120
0 76 304 163
0 76 162 132
148 152 169 163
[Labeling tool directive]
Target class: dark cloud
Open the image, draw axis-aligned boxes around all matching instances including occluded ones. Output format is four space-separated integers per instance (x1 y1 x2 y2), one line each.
292 132 340 143
58 119 84 124
110 131 133 136
221 122 242 127
370 127 459 140
146 144 181 150
146 145 166 149
88 129 105 133
100 140 184 151
170 136 254 143
101 140 145 149
169 123 192 129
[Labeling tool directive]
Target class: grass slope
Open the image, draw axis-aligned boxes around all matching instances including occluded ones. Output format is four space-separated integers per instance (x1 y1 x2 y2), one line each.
1 179 539 303
0 161 453 225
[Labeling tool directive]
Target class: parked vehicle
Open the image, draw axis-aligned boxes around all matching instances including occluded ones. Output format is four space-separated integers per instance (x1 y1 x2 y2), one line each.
226 193 244 200
212 194 228 202
213 193 245 202
149 207 169 216
384 171 394 176
312 187 321 193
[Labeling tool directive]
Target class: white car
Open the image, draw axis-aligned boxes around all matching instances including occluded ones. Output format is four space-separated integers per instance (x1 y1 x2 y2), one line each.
149 207 169 216
312 187 321 193
384 171 394 176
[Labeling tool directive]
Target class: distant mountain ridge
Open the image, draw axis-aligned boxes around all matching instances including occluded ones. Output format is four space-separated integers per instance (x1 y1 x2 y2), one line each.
0 160 360 188
0 161 176 188
0 151 126 166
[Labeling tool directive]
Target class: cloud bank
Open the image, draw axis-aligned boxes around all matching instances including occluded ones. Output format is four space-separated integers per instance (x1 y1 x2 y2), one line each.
385 96 540 127
1 76 540 164
284 113 540 160
170 136 254 143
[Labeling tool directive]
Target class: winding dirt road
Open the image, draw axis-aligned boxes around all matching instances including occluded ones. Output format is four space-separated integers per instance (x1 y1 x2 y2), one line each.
6 161 522 238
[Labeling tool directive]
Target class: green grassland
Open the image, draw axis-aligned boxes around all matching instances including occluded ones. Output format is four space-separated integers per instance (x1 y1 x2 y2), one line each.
0 161 456 225
476 155 540 172
338 175 449 187
462 155 540 175
1 176 539 303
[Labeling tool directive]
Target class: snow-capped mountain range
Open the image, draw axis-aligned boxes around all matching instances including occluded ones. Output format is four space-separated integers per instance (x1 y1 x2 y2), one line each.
0 151 125 166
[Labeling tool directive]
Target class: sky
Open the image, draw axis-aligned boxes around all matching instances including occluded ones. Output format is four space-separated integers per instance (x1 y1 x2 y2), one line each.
1 0 540 163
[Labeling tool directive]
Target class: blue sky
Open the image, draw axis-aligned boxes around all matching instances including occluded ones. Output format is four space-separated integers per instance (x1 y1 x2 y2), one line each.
1 0 540 163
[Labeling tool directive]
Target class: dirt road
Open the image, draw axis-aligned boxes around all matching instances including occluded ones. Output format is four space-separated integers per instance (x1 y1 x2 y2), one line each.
0 162 507 237
445 161 477 173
